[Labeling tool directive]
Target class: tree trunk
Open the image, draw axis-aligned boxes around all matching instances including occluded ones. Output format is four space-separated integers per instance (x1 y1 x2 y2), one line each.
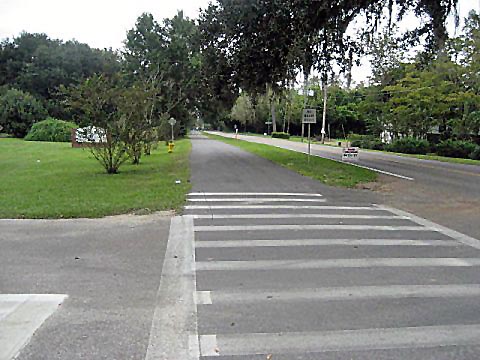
321 79 328 143
271 100 277 133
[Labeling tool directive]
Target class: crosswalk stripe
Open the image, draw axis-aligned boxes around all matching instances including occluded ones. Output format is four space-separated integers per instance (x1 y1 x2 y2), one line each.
199 324 480 356
195 284 480 305
194 239 459 248
194 225 430 232
196 257 480 271
0 294 67 360
192 214 406 220
185 205 376 210
187 198 326 202
378 205 480 251
188 192 323 197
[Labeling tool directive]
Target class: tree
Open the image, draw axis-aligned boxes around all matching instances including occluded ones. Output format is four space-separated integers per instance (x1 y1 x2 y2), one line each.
198 0 459 126
230 93 255 132
123 11 201 138
0 32 120 119
66 75 130 174
0 88 46 137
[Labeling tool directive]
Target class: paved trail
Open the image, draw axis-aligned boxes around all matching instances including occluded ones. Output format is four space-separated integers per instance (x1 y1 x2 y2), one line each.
155 135 480 359
209 131 480 239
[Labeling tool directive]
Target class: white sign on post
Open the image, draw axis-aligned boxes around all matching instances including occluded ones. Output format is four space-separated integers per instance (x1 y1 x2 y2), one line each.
302 109 317 124
342 147 359 161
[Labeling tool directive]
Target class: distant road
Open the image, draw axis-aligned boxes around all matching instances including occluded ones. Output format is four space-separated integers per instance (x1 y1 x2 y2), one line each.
208 131 480 239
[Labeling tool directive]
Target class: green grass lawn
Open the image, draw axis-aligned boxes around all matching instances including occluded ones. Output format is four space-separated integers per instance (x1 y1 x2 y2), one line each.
381 151 480 165
0 138 191 218
207 133 377 187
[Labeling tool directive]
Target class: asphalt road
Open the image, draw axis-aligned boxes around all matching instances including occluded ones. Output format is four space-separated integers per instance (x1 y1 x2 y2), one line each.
0 214 171 360
208 131 480 239
180 135 480 359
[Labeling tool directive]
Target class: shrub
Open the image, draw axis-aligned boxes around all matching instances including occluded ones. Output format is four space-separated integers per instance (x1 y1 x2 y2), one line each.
435 139 477 159
469 146 480 160
25 118 78 142
350 137 385 150
386 137 430 154
271 132 290 139
0 88 47 138
348 134 374 142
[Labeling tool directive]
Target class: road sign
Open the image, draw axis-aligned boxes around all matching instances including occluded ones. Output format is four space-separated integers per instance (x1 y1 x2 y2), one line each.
168 118 176 126
302 109 316 124
265 121 273 125
342 147 359 161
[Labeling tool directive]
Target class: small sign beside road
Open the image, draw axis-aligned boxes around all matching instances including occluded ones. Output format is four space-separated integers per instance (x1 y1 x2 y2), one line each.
342 147 359 161
168 118 176 126
302 109 317 124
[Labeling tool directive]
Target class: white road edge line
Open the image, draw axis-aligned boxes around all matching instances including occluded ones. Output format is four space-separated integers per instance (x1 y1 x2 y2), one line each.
196 284 480 304
193 225 431 232
145 216 199 360
196 257 480 271
194 239 459 248
377 205 480 250
199 324 480 356
207 132 415 181
188 192 323 197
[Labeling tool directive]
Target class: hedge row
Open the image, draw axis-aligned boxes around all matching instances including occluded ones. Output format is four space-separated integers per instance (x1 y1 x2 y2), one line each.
351 136 480 159
271 132 290 139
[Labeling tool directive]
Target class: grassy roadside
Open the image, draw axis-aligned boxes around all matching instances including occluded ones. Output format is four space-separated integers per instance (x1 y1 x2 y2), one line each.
206 133 377 188
0 138 191 218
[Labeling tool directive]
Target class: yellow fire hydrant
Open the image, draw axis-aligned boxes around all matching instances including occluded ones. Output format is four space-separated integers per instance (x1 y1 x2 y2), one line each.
168 141 175 153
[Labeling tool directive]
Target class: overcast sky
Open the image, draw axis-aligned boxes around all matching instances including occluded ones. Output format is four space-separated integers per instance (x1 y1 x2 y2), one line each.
0 0 478 83
0 0 211 49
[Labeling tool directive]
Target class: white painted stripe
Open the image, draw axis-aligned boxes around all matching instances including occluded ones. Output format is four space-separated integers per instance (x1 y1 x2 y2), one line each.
187 198 326 203
194 239 458 248
194 291 212 305
199 284 480 304
200 334 219 357
192 214 405 220
196 257 480 271
347 162 415 181
200 324 480 356
186 205 377 210
299 144 415 181
194 224 430 232
188 192 323 197
145 216 199 360
208 131 415 181
378 205 480 250
0 294 67 360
